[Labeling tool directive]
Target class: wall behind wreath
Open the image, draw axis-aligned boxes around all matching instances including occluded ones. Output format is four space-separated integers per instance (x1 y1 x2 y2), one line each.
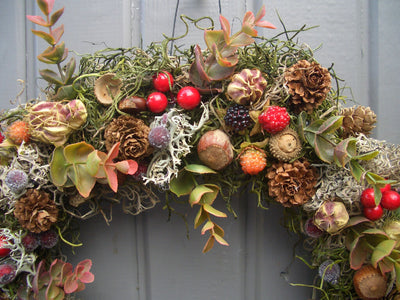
0 0 399 299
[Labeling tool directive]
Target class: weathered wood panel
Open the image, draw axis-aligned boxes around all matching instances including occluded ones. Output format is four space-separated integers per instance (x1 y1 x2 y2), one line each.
1 1 399 299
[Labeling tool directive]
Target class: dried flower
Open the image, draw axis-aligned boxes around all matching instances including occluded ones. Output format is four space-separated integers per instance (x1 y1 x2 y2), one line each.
285 60 331 113
227 69 267 105
266 159 318 207
304 218 324 238
28 100 87 146
4 169 29 193
313 201 349 234
104 115 152 160
14 189 58 233
148 126 170 149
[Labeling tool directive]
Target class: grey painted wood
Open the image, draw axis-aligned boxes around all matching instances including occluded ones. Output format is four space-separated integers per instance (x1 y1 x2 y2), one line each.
1 1 399 299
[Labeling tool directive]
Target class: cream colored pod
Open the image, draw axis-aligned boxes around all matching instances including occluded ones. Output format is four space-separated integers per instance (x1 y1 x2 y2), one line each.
384 220 400 240
28 100 87 146
314 201 349 234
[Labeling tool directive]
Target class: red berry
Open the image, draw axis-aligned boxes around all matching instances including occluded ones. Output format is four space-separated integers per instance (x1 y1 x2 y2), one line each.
258 106 290 134
380 183 391 193
0 132 4 143
363 205 383 221
0 236 11 257
177 86 201 110
381 190 400 210
0 264 16 285
146 92 168 113
360 188 376 208
153 71 174 92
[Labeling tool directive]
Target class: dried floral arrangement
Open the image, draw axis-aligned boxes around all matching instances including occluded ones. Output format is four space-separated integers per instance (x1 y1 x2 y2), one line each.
1 0 400 299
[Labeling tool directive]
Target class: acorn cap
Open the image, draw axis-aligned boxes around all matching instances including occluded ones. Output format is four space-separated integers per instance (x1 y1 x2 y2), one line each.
94 73 122 105
269 127 302 162
353 265 387 300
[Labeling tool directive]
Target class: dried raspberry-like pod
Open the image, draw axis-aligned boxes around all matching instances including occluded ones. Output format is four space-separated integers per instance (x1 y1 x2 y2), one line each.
227 69 267 105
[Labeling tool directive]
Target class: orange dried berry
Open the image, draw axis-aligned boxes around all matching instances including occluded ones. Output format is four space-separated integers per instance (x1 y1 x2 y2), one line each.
6 121 30 145
239 147 267 175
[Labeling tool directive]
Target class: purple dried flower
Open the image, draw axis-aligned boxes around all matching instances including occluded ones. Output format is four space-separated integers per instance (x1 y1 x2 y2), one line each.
4 169 28 193
318 260 340 284
304 218 324 238
0 264 16 285
148 126 170 149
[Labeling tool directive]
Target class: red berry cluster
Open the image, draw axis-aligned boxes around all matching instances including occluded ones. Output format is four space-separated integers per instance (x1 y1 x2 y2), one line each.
360 184 400 221
258 106 290 134
147 71 201 113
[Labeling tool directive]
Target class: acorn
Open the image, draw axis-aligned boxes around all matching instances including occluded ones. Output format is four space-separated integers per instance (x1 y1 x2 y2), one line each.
94 73 122 105
118 96 147 114
197 129 234 171
353 265 387 300
269 127 302 162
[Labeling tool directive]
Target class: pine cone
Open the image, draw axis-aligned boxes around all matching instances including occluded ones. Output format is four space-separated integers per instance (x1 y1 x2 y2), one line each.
284 60 331 113
14 189 58 233
104 115 152 160
266 159 318 207
341 105 377 138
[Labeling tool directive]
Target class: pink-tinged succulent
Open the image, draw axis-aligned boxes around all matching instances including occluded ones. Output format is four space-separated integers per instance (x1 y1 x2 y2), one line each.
50 141 138 197
28 100 87 146
189 5 275 91
313 201 349 234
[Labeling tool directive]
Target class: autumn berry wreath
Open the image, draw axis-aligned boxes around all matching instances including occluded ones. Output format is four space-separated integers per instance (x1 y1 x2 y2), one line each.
0 1 400 299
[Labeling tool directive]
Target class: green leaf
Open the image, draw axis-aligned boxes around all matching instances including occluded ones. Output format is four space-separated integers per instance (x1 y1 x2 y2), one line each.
26 15 50 27
201 220 214 235
349 160 364 182
366 172 386 185
189 185 214 207
38 42 68 64
64 57 76 84
202 204 227 218
219 15 231 44
51 24 64 45
394 262 400 289
305 131 335 163
334 137 357 167
373 185 382 206
353 150 379 161
86 151 103 177
184 164 217 174
371 240 397 268
378 257 394 274
296 111 307 142
349 237 369 270
204 30 224 52
202 236 215 253
37 0 54 15
198 184 220 206
169 171 195 197
213 233 229 246
50 146 69 186
39 69 63 85
31 29 55 45
53 84 77 100
213 223 225 237
316 116 343 134
50 7 64 26
194 206 207 229
345 216 371 228
64 142 94 163
68 163 96 198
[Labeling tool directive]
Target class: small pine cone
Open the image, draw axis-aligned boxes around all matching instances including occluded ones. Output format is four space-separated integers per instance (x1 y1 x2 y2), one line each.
104 115 153 160
284 60 331 113
266 159 318 207
14 189 58 233
341 105 377 138
269 127 302 162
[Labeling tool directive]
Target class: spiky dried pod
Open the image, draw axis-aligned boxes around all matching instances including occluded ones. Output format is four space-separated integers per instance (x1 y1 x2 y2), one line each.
313 201 349 234
284 60 331 113
353 265 387 300
341 105 377 138
269 127 302 162
227 69 267 105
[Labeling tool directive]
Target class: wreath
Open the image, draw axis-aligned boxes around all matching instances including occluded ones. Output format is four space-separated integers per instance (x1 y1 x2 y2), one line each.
0 0 399 299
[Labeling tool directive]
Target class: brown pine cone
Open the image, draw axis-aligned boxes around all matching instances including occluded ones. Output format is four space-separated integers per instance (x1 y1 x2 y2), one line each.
14 189 58 233
266 159 318 207
284 60 331 113
104 115 152 160
341 105 377 138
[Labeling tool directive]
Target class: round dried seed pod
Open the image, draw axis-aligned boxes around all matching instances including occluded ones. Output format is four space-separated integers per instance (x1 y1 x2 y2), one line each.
353 265 387 300
94 73 123 105
269 127 302 162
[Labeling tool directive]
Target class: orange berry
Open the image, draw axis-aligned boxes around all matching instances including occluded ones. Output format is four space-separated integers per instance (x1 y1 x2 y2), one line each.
6 121 30 145
239 147 267 175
